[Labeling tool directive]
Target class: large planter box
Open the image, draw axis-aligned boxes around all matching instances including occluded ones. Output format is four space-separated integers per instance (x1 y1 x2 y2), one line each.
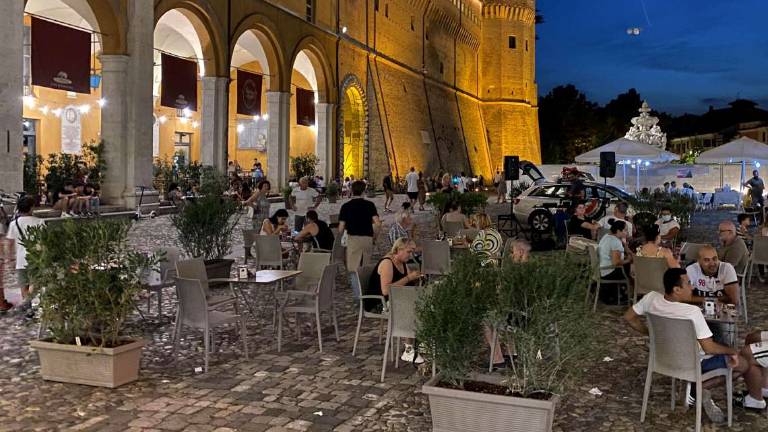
422 374 558 432
205 258 235 280
30 339 145 388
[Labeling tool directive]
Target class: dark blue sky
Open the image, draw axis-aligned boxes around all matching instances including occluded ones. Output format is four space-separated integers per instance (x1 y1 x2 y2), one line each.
536 0 768 115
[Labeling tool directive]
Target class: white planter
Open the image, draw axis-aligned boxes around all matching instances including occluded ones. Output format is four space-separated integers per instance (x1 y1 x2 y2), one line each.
422 374 558 432
30 339 145 388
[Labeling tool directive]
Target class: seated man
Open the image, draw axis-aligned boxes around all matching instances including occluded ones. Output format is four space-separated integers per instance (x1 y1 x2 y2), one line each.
736 213 753 244
597 202 634 237
718 220 749 274
686 245 739 305
293 210 334 251
625 268 766 420
655 206 680 241
742 331 768 406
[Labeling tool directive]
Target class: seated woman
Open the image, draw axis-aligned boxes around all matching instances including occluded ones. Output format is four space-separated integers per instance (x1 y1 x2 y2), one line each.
261 209 290 236
440 201 470 229
365 238 423 363
567 203 600 240
598 219 634 304
470 213 504 266
510 239 531 263
293 210 334 251
52 181 77 216
166 182 184 207
636 224 679 269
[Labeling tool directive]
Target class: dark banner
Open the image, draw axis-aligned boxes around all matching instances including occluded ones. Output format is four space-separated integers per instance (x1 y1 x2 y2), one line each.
296 87 315 126
31 17 91 94
236 69 262 116
160 53 198 111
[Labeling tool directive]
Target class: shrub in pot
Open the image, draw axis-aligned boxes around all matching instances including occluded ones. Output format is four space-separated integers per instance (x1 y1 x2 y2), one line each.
25 219 157 387
326 182 339 203
281 186 293 208
171 167 239 279
417 252 595 432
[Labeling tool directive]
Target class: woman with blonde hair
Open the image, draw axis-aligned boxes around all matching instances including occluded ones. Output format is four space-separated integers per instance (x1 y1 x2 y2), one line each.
470 213 503 265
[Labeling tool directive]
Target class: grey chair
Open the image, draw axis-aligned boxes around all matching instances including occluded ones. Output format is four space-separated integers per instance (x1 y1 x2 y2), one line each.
421 240 451 278
295 252 331 292
442 221 465 238
175 259 238 311
736 253 751 324
586 244 630 311
597 227 610 242
632 256 668 304
381 285 426 382
642 314 732 431
242 229 259 263
253 235 284 270
172 277 248 373
144 247 180 316
277 264 339 352
351 264 388 356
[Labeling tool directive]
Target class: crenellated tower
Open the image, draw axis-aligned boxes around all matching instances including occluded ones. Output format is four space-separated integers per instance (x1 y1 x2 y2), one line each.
479 0 541 166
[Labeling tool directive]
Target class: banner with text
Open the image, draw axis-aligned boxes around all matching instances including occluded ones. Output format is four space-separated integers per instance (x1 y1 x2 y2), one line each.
31 17 91 94
296 87 315 126
160 53 198 111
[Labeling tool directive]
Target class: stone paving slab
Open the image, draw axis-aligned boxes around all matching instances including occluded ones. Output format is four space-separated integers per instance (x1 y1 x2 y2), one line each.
1 197 767 431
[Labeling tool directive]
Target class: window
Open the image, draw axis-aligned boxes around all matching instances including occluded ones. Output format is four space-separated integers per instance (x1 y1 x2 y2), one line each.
174 132 192 163
508 36 516 49
305 0 314 22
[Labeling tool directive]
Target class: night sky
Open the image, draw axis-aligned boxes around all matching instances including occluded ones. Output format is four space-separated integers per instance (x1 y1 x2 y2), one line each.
536 0 768 115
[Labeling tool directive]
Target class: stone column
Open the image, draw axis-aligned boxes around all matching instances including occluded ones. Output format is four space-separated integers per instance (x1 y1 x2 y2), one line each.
266 91 291 187
99 55 129 205
200 76 229 170
315 103 336 181
0 0 23 194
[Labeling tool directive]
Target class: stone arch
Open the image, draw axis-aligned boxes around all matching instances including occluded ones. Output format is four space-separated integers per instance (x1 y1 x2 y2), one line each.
338 74 369 179
230 14 286 93
287 35 334 104
154 0 227 77
23 0 123 54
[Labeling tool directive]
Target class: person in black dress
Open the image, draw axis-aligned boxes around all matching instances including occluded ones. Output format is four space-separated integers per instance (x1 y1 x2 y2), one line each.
567 202 600 240
294 210 334 251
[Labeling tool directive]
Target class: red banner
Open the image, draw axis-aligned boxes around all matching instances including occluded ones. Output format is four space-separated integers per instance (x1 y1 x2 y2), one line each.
236 70 262 116
160 53 198 111
296 87 315 126
31 17 91 94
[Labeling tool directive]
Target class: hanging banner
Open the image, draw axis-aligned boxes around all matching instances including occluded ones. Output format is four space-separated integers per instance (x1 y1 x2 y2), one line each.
296 87 315 126
160 53 198 111
61 105 82 154
31 17 91 94
236 70 262 116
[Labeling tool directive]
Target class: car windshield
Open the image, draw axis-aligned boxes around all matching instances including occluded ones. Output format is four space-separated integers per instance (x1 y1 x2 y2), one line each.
602 185 631 200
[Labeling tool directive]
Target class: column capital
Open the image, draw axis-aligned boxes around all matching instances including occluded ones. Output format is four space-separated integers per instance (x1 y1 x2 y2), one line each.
99 54 130 70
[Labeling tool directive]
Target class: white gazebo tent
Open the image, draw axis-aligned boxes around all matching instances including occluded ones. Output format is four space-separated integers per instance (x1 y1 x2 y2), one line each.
696 136 768 196
575 137 679 191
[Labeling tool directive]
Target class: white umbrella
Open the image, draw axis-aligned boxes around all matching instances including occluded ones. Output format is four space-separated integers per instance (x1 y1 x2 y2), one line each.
696 137 768 195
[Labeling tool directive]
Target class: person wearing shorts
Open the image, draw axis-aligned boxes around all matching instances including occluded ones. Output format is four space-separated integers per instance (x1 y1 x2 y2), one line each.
5 196 45 309
383 174 395 213
744 331 768 402
405 167 419 208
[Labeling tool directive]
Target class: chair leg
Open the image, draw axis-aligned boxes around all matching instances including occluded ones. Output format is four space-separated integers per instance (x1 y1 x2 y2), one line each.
695 381 702 432
352 305 364 356
277 309 284 352
726 370 733 427
381 325 392 382
210 330 216 353
670 378 676 410
488 327 498 373
240 318 249 360
640 368 653 422
332 307 339 342
395 337 400 369
171 318 182 360
315 309 323 353
378 319 384 344
157 289 163 316
295 313 300 340
592 281 601 312
203 328 210 373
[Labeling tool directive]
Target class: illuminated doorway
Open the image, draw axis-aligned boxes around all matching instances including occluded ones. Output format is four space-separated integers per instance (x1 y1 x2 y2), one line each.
341 85 365 179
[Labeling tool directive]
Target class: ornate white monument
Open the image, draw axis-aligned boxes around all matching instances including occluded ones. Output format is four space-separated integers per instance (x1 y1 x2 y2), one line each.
625 100 667 150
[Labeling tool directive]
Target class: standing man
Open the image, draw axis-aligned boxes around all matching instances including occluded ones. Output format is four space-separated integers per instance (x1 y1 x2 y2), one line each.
383 172 395 213
493 170 504 203
5 196 45 310
290 177 320 232
339 181 381 272
457 172 468 193
405 167 420 208
745 169 765 214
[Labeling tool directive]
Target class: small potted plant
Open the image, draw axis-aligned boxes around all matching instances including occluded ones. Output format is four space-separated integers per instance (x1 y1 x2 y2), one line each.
281 185 293 208
326 182 339 203
418 252 595 432
171 167 239 278
26 219 157 388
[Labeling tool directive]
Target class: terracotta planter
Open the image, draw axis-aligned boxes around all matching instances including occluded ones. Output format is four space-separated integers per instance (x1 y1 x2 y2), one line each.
204 258 235 281
30 339 145 388
422 374 558 432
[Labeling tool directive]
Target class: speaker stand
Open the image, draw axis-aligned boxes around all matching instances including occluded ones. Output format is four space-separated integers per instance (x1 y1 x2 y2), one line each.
497 198 528 240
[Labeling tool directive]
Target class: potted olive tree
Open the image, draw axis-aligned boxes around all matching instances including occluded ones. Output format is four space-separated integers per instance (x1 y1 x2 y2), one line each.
418 252 595 432
26 219 157 388
171 167 239 278
281 186 293 208
326 181 340 203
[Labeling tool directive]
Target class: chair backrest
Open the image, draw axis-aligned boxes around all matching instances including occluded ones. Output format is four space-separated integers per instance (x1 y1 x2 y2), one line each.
586 244 600 278
316 264 337 310
329 214 340 224
679 242 708 262
331 233 345 265
243 229 259 249
634 256 668 295
175 277 209 329
501 237 514 260
646 313 702 382
421 240 451 276
254 235 283 268
156 247 180 279
351 264 377 300
297 252 331 288
752 236 768 265
597 227 610 242
443 221 464 237
175 258 211 294
389 285 426 339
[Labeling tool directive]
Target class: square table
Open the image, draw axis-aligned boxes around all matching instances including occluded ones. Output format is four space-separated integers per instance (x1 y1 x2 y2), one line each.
216 270 302 318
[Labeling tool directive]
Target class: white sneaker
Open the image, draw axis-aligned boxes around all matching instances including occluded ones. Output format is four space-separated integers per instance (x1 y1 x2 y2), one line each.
62 212 73 218
400 345 425 364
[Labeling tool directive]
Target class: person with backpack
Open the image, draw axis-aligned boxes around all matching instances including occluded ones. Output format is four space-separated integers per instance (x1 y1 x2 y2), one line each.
5 196 45 311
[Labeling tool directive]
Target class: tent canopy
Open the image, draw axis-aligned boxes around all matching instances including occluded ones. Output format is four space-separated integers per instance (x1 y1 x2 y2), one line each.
695 137 768 163
575 137 680 164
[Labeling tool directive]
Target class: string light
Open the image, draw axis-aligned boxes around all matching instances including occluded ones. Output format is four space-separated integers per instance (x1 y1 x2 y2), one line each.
253 115 261 121
39 106 49 115
97 98 106 107
158 115 167 124
23 95 36 108
52 108 62 117
179 117 188 125
236 124 245 133
182 107 192 118
78 104 91 114
262 113 269 120
191 120 199 128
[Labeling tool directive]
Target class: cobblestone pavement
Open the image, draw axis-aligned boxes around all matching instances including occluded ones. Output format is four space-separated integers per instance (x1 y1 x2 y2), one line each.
1 198 768 431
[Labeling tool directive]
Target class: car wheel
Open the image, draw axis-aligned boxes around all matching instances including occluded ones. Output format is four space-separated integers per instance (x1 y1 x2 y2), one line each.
528 209 553 233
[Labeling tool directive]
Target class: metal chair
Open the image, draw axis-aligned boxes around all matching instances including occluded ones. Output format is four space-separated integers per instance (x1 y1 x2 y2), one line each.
276 264 339 352
253 235 284 270
632 256 668 304
294 252 331 292
381 285 426 382
442 221 465 238
736 253 752 324
351 264 388 356
586 244 630 311
144 247 180 316
421 240 451 278
242 229 258 263
642 314 732 431
172 277 248 373
175 259 239 312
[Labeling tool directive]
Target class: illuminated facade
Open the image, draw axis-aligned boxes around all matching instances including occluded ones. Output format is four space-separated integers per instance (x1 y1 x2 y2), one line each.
0 0 540 205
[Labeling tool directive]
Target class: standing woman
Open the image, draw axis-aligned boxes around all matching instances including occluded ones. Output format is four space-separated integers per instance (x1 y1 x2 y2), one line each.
244 180 272 230
417 171 427 211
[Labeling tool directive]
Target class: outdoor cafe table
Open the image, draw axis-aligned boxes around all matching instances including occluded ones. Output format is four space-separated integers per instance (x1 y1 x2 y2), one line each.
705 306 739 348
219 270 302 319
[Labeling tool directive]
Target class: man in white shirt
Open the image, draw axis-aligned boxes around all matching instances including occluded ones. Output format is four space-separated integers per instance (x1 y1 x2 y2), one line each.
405 167 420 208
597 202 634 237
685 245 739 305
290 177 320 232
5 196 45 310
458 172 468 193
655 206 680 241
625 268 766 416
